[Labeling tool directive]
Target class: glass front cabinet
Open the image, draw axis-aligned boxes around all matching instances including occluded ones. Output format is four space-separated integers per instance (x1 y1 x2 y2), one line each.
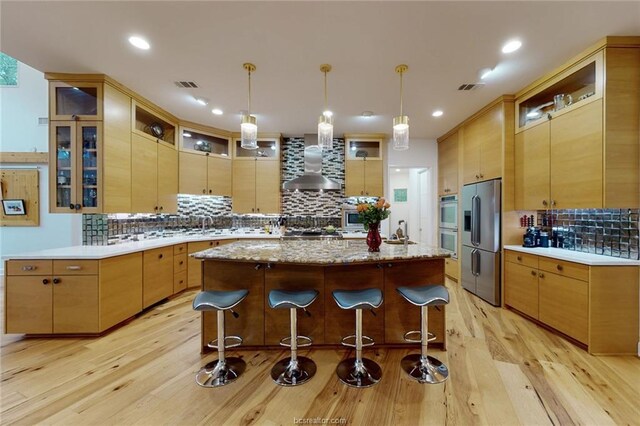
49 121 102 213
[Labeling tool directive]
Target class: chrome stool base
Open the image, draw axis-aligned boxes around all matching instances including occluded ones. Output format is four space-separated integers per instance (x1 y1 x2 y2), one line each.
271 356 317 386
195 357 246 388
400 353 448 384
336 357 382 388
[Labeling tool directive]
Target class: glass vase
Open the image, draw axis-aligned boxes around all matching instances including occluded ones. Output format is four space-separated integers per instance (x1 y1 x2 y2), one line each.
366 222 382 252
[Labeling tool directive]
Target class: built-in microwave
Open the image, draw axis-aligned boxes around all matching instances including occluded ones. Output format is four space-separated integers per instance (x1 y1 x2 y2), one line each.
440 194 458 230
342 205 364 231
439 228 458 259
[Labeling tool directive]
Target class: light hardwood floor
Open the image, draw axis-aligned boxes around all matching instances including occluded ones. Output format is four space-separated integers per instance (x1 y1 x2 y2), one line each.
1 278 639 425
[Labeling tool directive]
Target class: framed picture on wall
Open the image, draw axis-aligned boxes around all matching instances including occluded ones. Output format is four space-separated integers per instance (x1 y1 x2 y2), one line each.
2 199 26 215
394 188 408 203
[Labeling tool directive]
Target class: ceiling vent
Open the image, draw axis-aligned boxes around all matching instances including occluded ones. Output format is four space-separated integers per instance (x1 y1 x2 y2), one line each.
174 81 199 88
457 83 485 91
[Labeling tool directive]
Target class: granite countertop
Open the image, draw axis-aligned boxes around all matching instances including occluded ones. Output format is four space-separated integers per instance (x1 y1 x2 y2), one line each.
504 245 640 266
2 231 371 260
192 239 450 265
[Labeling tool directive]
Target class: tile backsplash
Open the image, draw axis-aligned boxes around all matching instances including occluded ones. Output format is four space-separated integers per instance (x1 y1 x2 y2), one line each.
537 208 639 259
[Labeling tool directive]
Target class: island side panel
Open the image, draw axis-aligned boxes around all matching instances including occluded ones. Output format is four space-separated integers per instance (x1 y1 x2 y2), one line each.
264 264 325 345
324 263 385 344
384 259 446 347
201 260 264 351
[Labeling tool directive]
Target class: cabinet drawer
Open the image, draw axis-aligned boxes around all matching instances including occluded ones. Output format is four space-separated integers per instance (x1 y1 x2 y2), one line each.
6 260 53 276
174 254 187 273
174 270 187 293
173 243 187 256
505 251 538 268
53 260 99 275
143 246 174 265
539 258 588 282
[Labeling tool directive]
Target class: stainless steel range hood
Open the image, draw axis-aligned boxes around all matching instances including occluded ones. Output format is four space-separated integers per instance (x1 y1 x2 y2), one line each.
282 134 341 191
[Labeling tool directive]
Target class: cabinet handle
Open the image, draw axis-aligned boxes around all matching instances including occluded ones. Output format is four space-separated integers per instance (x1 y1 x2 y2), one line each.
475 174 479 179
251 208 255 212
179 261 184 265
154 206 158 211
387 263 393 268
530 270 536 276
69 204 75 210
53 278 60 284
179 280 184 284
480 174 484 178
22 265 36 271
542 200 548 206
209 242 214 246
538 273 544 278
547 113 552 120
66 266 82 270
550 200 556 206
377 264 383 269
159 254 163 259
361 191 364 195
257 208 260 212
202 189 206 194
556 264 563 271
365 192 369 196
517 256 522 261
42 279 49 285
71 114 79 121
255 264 262 270
75 204 82 210
159 206 163 211
209 190 212 194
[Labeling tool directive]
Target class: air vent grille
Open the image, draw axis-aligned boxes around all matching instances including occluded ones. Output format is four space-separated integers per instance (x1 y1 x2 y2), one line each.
174 81 199 88
38 117 48 125
457 83 485 91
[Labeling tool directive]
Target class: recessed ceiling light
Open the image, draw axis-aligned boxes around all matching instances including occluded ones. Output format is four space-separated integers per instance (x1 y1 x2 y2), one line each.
395 168 401 172
432 110 444 117
361 111 374 117
128 36 150 50
211 108 223 115
183 132 192 138
195 97 208 106
502 39 522 54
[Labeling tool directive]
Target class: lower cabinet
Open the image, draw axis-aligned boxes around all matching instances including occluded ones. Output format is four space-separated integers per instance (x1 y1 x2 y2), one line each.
143 246 174 308
187 239 236 288
173 244 187 293
444 258 458 281
504 249 638 353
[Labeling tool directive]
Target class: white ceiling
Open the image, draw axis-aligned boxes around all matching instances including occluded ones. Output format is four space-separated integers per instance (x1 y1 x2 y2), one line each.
2 1 639 139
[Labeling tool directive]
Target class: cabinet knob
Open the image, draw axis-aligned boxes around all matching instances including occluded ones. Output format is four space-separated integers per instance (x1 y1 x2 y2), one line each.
538 273 545 278
547 113 552 120
377 264 383 269
179 261 184 265
387 263 393 268
202 189 206 194
69 204 75 210
179 280 184 284
75 204 82 210
365 192 369 196
542 200 548 206
550 200 556 206
475 174 479 179
154 206 158 211
159 206 163 211
517 256 522 261
361 191 364 195
556 264 563 271
209 190 212 194
257 208 260 212
53 278 60 284
530 270 536 276
159 254 163 259
42 279 49 285
254 264 262 270
209 242 214 246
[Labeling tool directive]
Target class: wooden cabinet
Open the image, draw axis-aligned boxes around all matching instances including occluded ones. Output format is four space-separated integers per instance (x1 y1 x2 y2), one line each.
461 103 503 184
444 258 458 281
131 133 178 213
232 140 281 214
173 244 187 294
52 274 99 333
5 274 53 334
47 76 132 213
514 42 640 209
178 125 232 196
438 131 458 195
504 249 639 353
187 240 236 288
142 247 174 308
344 135 385 197
132 99 176 146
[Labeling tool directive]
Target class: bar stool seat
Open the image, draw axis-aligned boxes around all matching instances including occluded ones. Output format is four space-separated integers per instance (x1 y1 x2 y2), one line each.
192 289 248 388
397 284 449 384
333 288 383 388
269 289 319 386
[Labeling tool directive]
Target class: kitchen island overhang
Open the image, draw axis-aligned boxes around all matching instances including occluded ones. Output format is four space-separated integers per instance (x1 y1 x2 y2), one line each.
193 240 451 352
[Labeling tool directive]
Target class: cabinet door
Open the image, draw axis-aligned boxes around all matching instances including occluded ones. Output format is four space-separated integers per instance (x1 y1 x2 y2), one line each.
157 143 178 214
99 253 143 331
187 241 216 288
504 261 539 319
53 275 99 333
5 276 53 334
232 160 256 213
461 128 481 184
538 272 588 344
479 106 503 181
208 156 232 196
256 161 281 213
345 160 365 196
438 133 458 195
49 81 103 121
131 134 158 213
143 247 174 308
76 122 102 213
515 121 550 210
50 121 78 213
178 152 207 195
364 159 383 197
550 100 603 208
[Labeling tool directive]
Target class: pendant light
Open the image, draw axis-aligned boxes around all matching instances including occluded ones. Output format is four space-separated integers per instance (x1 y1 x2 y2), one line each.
393 64 409 151
318 64 333 150
240 63 258 149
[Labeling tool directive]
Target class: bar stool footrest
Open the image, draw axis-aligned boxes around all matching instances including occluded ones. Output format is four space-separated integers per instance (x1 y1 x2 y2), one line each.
279 335 312 348
206 335 243 350
341 334 375 348
403 330 436 343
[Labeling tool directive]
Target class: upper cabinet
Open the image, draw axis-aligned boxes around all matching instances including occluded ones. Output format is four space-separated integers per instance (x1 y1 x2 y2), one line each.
344 135 385 197
514 39 640 209
438 131 458 195
178 124 232 197
132 100 176 147
49 81 103 121
231 135 281 214
461 103 504 184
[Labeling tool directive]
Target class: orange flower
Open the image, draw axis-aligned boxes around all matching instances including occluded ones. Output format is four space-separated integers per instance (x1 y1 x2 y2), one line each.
384 202 390 209
356 204 366 212
375 199 384 209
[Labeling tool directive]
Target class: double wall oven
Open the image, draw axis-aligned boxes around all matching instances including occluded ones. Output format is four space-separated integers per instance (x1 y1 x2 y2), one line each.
439 194 458 258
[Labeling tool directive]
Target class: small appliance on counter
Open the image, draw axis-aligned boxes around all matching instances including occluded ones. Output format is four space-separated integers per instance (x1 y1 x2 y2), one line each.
522 227 540 248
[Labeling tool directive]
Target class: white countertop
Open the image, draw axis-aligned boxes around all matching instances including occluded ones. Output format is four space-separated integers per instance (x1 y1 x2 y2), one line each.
3 232 370 260
504 245 640 266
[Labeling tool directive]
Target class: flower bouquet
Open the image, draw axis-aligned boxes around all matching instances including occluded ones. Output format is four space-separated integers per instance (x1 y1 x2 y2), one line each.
357 198 391 252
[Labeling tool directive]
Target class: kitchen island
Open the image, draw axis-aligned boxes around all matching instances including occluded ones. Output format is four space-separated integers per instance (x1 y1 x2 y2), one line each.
193 239 450 352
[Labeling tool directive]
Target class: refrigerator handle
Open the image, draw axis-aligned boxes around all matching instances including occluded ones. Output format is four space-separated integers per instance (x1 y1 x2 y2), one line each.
471 195 480 246
470 249 476 276
474 249 481 276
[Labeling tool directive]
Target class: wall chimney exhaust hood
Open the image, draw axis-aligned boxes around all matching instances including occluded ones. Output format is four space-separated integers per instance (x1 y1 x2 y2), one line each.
282 134 341 191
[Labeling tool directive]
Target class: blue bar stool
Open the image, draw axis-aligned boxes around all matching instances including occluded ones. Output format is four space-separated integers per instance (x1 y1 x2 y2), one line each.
192 289 248 387
268 289 319 386
396 285 449 384
332 288 383 388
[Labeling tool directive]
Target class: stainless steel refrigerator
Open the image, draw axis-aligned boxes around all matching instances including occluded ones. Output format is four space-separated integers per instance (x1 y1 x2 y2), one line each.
461 179 501 306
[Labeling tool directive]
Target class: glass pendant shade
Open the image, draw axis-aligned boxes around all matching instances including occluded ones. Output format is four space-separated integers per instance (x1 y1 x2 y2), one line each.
240 114 258 149
318 113 333 150
393 115 409 151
